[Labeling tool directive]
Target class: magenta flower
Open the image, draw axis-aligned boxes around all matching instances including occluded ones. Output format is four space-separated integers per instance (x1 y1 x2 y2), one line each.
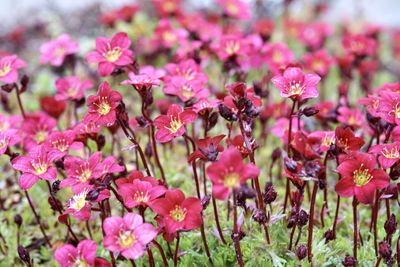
213 34 249 61
192 98 220 114
0 129 21 155
20 112 57 151
302 49 335 78
55 76 93 101
216 0 250 20
60 152 102 194
103 213 158 259
83 82 122 126
369 143 400 169
64 190 91 221
337 107 364 130
154 19 188 49
44 130 83 159
93 155 125 177
118 179 166 209
55 239 97 267
263 42 294 74
0 55 26 84
206 148 260 200
40 34 79 66
86 32 134 76
154 104 197 143
271 67 321 101
121 71 161 92
163 77 209 102
164 59 207 84
151 189 202 234
12 145 58 190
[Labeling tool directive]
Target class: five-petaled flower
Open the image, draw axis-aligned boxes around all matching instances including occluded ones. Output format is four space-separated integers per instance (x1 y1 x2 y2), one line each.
335 152 390 204
271 66 321 101
86 32 134 76
12 145 58 190
118 179 167 208
0 54 26 84
103 213 158 259
154 104 197 143
151 189 203 234
40 34 79 66
83 82 122 126
55 239 99 267
55 76 93 101
206 148 260 200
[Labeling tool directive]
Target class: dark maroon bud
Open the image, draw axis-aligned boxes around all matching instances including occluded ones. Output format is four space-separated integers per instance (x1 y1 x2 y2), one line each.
201 195 211 210
207 112 219 131
236 185 256 207
379 241 392 259
389 165 400 180
14 214 23 227
297 209 309 227
318 178 327 190
52 180 61 193
116 102 129 126
384 257 394 266
18 245 30 263
218 104 237 121
96 134 106 151
86 189 100 201
145 142 153 158
284 157 298 173
295 244 307 260
143 90 154 106
20 75 30 93
304 161 322 178
252 209 268 225
236 97 248 111
324 230 334 243
342 255 356 267
263 183 277 204
231 230 246 242
245 105 260 118
302 106 319 117
1 83 15 93
271 148 281 162
135 116 148 128
384 214 397 236
74 97 86 108
287 211 297 228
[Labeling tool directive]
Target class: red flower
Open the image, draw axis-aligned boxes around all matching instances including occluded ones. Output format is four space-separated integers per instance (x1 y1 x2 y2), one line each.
118 179 166 209
154 104 196 143
151 189 202 234
39 96 67 119
83 82 122 126
334 127 364 152
206 148 259 200
335 152 389 204
188 135 225 162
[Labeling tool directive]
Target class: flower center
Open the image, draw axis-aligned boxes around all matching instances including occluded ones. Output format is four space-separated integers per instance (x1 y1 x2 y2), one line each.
69 191 88 211
170 205 187 222
118 231 136 248
34 131 47 143
353 166 373 186
226 3 239 15
133 191 149 203
73 258 88 267
52 139 68 152
31 159 48 175
392 103 400 119
223 173 240 188
225 41 240 56
105 47 122 62
381 147 400 159
181 85 194 99
67 87 78 97
163 31 177 43
0 63 11 77
272 51 283 62
288 81 304 95
79 168 92 183
0 138 8 150
54 47 66 57
322 135 335 147
96 97 111 115
166 116 183 133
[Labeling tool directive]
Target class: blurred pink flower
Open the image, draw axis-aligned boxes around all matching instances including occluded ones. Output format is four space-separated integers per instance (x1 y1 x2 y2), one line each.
40 34 78 66
0 55 26 84
55 76 93 101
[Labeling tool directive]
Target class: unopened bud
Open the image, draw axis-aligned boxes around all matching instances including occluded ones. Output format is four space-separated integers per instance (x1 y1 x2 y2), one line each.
295 244 307 260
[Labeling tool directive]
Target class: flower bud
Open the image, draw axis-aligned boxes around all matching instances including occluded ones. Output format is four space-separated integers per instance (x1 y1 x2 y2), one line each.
201 195 211 210
284 157 297 173
263 183 277 204
96 134 106 151
86 189 100 201
302 106 319 117
342 255 356 267
207 112 219 131
252 209 268 225
1 83 15 93
52 180 61 193
324 230 334 243
218 104 237 121
379 241 392 259
384 214 397 236
297 209 309 227
295 244 307 260
14 214 23 227
18 245 30 263
271 148 281 162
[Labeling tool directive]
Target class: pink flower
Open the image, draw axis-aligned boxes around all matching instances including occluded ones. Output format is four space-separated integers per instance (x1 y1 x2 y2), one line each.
151 189 202 234
94 155 125 177
0 55 26 84
83 82 122 126
60 152 102 194
55 240 98 267
216 0 250 20
44 130 83 159
86 32 134 76
206 148 260 200
192 99 220 114
121 72 161 92
163 77 209 102
0 129 21 155
342 34 378 57
118 179 166 208
298 22 332 50
40 34 78 66
213 34 249 61
103 213 158 259
376 91 400 125
20 112 57 151
55 76 93 101
263 42 294 74
164 59 207 84
64 190 92 221
302 49 335 78
307 131 335 154
154 104 197 143
369 143 400 169
12 145 58 190
271 67 321 101
154 19 188 49
337 107 364 129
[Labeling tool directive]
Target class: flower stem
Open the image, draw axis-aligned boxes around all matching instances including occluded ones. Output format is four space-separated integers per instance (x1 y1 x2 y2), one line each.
174 233 180 267
152 240 169 267
212 196 227 244
15 85 26 119
287 100 297 155
307 181 318 262
232 190 244 267
353 197 358 260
